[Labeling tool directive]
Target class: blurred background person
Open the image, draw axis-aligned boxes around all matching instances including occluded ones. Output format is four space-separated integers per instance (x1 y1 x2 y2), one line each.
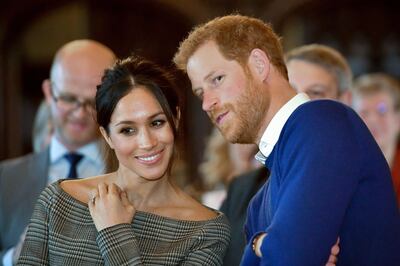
351 73 400 207
0 39 115 265
285 43 353 104
221 43 353 266
32 99 53 153
199 127 261 209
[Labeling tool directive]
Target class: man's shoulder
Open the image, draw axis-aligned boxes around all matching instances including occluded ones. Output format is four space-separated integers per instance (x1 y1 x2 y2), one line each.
0 150 48 169
0 150 49 186
286 99 360 132
296 99 351 115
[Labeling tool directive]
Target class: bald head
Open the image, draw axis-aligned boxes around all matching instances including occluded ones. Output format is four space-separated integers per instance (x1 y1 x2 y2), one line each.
50 39 116 85
43 39 116 151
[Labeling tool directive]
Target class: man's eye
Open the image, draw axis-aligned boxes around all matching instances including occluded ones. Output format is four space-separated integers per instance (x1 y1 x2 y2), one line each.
307 90 325 99
213 75 224 85
59 95 77 103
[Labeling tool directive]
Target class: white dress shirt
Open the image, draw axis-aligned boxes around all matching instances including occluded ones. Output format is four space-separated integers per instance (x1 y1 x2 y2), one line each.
48 136 105 184
255 93 310 164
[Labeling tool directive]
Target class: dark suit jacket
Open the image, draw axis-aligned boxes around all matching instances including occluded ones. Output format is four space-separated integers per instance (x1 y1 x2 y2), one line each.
220 167 269 266
0 149 49 263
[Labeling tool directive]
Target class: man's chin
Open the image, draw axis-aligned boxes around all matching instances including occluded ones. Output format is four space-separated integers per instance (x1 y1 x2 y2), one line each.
219 129 240 144
66 135 97 147
226 131 255 144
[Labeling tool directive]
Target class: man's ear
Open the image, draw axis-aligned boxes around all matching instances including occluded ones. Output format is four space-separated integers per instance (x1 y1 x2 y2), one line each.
248 48 270 81
99 126 114 149
42 79 53 104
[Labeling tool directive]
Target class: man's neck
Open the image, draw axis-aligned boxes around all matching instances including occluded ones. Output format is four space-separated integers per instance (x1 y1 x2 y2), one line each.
255 80 296 144
55 135 96 152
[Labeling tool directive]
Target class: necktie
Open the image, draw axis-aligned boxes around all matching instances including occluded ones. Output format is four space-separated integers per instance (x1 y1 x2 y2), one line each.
64 153 83 179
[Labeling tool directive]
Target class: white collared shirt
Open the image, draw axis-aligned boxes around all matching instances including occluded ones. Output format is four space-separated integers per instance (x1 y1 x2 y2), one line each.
48 136 105 184
255 93 310 164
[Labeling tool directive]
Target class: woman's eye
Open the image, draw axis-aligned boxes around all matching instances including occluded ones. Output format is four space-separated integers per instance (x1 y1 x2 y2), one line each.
120 128 136 135
151 120 166 128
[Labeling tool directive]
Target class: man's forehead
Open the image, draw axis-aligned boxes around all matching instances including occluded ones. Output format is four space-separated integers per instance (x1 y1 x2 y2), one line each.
187 42 236 80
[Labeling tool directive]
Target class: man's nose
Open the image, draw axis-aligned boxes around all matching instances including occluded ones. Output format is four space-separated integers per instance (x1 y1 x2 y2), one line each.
202 91 218 112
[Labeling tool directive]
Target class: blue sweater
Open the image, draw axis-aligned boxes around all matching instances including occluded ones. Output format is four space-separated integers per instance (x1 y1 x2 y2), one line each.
241 100 400 266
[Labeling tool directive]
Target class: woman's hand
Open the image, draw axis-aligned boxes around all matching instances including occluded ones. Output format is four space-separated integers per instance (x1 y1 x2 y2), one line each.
88 182 135 231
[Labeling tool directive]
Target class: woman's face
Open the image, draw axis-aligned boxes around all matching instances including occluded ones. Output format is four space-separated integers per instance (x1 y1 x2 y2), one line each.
102 86 175 181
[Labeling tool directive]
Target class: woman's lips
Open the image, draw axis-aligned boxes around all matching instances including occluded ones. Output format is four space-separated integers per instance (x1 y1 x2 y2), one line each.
135 150 163 165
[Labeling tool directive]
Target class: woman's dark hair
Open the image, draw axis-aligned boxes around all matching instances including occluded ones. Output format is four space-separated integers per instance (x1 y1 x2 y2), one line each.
96 55 182 171
96 56 181 135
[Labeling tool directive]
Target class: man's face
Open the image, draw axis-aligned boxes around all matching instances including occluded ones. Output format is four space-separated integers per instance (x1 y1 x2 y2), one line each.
46 59 103 150
353 91 400 152
186 41 268 144
287 59 339 100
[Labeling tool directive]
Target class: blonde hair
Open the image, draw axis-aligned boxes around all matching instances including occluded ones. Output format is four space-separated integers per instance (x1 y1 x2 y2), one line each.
174 14 288 80
199 128 232 189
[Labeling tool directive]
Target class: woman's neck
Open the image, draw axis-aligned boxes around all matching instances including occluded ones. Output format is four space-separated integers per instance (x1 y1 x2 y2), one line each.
111 168 177 211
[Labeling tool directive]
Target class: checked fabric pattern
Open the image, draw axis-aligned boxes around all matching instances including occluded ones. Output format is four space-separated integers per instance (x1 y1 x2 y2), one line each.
17 181 231 265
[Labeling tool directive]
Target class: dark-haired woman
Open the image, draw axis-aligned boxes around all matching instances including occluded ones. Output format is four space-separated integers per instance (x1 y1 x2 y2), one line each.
18 56 230 265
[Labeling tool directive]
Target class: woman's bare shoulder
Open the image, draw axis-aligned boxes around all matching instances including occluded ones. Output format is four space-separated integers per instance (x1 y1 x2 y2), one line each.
175 191 218 221
59 174 110 204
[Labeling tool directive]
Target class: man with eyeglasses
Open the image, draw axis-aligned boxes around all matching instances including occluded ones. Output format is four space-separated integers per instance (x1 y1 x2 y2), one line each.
0 39 116 265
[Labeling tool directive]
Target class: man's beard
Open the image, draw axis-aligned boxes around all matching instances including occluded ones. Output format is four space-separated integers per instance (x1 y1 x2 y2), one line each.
211 77 268 144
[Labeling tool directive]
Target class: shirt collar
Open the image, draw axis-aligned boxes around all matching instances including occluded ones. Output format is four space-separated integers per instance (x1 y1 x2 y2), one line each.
49 136 103 165
256 93 310 163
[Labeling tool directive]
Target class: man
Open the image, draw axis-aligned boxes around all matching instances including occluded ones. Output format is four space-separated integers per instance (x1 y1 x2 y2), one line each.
285 44 352 104
0 39 115 265
220 43 353 266
352 73 400 207
174 15 400 265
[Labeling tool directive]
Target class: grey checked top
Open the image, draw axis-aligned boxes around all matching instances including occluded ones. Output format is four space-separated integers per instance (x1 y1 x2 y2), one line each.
17 181 230 265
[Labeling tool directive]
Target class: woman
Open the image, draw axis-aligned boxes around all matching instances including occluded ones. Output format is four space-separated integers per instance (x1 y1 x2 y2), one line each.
18 56 230 265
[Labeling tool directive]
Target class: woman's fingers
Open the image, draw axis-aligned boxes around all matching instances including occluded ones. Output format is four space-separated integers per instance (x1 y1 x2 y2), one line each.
88 188 99 205
98 182 108 198
109 183 122 196
121 191 131 206
89 183 128 207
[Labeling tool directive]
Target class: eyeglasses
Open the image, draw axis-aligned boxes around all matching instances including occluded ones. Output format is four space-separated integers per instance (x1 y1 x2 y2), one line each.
50 82 96 112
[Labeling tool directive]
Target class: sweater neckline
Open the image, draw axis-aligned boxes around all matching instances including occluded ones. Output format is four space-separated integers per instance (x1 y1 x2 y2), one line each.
52 180 223 225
